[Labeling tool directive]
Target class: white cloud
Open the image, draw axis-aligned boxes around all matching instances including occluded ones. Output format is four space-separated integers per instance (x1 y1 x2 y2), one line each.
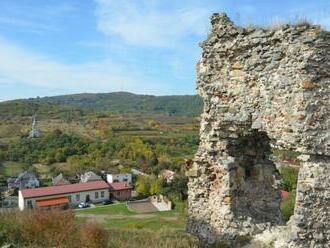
0 37 163 96
95 0 215 47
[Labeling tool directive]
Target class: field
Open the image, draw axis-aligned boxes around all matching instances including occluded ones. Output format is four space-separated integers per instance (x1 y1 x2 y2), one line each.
0 113 199 141
75 203 198 247
75 203 186 231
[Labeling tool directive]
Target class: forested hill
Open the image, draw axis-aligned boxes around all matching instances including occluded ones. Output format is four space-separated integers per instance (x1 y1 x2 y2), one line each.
0 92 203 117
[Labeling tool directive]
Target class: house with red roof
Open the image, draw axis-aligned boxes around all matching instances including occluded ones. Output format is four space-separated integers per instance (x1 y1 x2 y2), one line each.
106 173 133 201
18 180 110 210
109 182 133 201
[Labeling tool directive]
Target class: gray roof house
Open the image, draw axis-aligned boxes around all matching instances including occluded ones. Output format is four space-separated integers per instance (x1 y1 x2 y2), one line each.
80 171 102 183
52 173 71 186
7 171 40 190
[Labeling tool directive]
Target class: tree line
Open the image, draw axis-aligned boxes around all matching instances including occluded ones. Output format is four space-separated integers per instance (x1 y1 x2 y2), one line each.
0 130 199 177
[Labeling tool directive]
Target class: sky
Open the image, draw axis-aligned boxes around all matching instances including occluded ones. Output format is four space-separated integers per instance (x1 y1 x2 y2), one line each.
0 0 329 101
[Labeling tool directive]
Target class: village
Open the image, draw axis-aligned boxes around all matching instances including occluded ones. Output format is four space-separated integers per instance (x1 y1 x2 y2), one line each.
0 116 180 213
1 167 175 213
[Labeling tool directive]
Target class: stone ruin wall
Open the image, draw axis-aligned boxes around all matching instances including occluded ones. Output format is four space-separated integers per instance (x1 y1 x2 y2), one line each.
187 13 330 247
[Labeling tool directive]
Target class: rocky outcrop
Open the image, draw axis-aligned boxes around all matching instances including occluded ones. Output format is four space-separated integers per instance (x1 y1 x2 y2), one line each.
187 13 329 247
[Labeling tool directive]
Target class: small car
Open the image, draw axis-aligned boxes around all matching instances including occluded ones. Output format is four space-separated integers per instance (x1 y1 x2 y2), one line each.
78 202 90 208
102 200 113 205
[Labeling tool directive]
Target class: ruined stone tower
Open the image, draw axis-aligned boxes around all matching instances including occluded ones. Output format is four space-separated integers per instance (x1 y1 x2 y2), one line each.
187 13 329 247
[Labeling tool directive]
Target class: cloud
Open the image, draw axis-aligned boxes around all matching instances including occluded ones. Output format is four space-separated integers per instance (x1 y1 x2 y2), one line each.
0 37 164 96
95 0 216 47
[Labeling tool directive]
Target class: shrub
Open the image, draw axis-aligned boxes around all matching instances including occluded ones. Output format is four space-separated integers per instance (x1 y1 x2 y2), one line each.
80 223 109 248
0 210 22 245
281 191 296 222
280 166 299 192
0 210 111 248
19 209 79 248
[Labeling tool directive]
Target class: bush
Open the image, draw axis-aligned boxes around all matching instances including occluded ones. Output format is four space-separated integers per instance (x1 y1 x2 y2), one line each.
0 210 109 248
19 209 79 248
0 210 21 245
281 191 296 222
280 166 299 191
80 223 109 248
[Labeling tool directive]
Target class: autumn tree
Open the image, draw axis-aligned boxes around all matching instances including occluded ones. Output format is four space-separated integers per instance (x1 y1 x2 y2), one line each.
135 176 150 196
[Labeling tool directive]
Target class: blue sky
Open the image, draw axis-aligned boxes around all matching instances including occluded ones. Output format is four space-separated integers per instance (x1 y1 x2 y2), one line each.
0 0 329 100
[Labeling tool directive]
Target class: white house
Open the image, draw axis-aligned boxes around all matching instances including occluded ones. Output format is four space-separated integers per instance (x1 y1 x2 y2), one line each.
107 173 132 184
18 181 110 210
159 169 175 183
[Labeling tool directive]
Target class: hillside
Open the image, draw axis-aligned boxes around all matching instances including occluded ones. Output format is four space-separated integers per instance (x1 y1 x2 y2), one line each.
0 92 203 118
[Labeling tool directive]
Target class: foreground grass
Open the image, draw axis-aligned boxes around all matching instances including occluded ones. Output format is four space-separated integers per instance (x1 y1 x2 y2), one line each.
107 228 198 248
74 202 195 247
105 216 185 231
76 203 186 231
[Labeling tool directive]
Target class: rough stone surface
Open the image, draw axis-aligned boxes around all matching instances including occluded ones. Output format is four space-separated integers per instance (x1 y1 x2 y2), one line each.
187 13 330 247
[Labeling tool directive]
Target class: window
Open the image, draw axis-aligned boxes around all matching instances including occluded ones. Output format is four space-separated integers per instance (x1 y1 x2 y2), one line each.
123 178 128 182
76 194 80 201
113 179 119 183
95 192 99 199
68 195 72 202
27 200 32 209
101 191 104 198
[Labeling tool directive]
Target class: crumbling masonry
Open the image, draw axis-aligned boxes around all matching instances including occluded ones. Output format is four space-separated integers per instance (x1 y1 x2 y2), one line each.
187 13 330 247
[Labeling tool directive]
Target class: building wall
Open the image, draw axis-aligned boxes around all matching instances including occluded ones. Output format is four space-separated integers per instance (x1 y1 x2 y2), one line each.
18 191 24 211
111 189 131 201
107 174 132 184
19 189 109 210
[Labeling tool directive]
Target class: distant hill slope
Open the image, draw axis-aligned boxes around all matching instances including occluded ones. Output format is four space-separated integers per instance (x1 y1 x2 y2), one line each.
0 92 203 117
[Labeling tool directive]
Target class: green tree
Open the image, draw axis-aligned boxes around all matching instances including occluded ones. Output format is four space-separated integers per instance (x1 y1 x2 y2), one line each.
150 177 163 195
67 155 93 175
162 175 188 201
135 176 151 196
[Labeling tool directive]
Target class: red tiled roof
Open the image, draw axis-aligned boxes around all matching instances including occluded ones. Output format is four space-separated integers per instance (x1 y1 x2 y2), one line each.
109 182 132 191
37 197 69 207
21 181 109 198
